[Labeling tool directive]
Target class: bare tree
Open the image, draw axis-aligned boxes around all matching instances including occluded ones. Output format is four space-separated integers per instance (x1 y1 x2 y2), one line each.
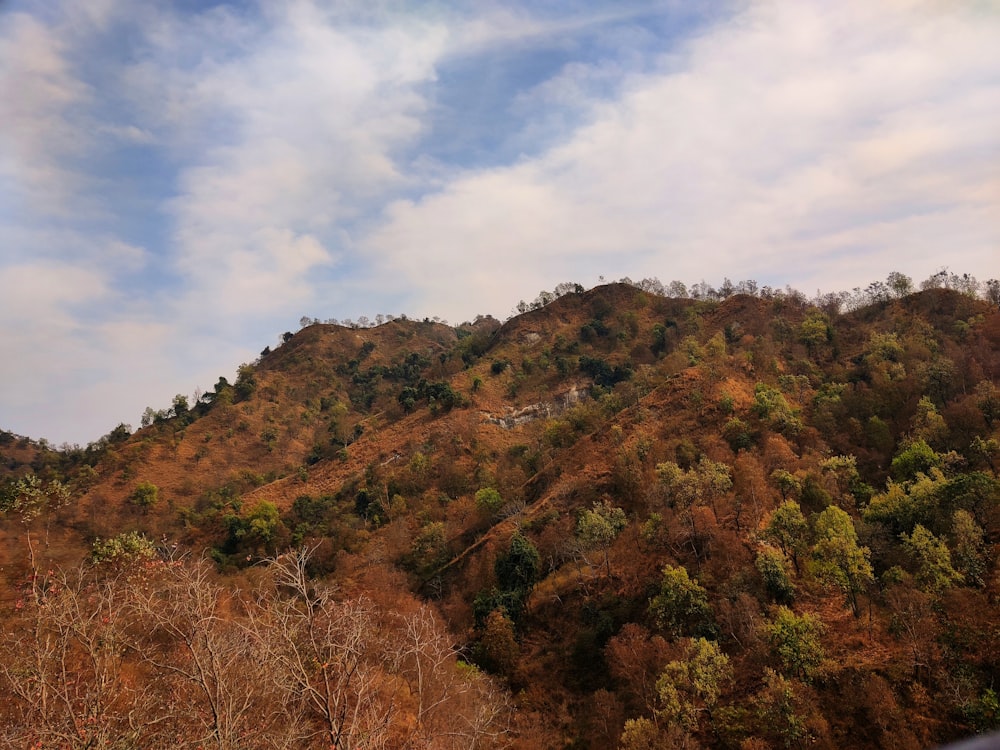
396 603 511 748
0 565 162 748
0 548 513 750
250 548 512 749
248 549 398 749
126 559 295 749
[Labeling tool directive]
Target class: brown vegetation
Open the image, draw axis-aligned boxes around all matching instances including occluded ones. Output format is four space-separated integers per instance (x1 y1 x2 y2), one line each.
3 272 1000 748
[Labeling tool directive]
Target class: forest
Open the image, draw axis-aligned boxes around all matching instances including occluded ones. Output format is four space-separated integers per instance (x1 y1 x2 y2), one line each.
2 269 999 749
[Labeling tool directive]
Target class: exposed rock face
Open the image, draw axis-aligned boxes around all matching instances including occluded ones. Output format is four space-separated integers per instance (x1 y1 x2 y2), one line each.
481 385 586 429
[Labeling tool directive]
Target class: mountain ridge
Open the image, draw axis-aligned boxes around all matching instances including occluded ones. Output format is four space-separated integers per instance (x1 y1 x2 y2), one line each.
2 278 1000 748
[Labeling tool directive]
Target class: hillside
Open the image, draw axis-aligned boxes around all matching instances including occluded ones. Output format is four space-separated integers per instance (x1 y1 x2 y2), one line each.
2 279 1000 749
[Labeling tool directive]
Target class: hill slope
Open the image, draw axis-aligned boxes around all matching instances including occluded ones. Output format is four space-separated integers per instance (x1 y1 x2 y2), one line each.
3 282 1000 749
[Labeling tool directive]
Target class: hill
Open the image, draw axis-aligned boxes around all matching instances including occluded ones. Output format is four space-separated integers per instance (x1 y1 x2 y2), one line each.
2 278 1000 748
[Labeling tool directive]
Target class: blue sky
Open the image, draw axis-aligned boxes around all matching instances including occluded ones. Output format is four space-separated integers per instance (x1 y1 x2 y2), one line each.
1 0 998 446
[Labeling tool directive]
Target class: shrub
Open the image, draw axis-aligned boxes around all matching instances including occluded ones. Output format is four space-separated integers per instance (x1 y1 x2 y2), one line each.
129 481 159 511
475 487 504 515
92 531 157 564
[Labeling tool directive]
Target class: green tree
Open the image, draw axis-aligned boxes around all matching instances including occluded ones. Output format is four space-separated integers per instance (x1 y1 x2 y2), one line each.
810 506 873 616
798 311 830 357
923 357 956 405
140 406 159 427
864 332 906 382
910 396 948 447
756 547 796 603
171 393 190 419
891 439 942 482
618 717 668 750
576 500 627 577
1 474 71 596
771 470 802 501
951 509 986 587
969 436 999 471
409 521 448 575
863 468 948 536
752 383 802 436
477 533 541 623
887 271 913 298
129 481 160 512
975 381 1000 427
246 500 281 546
234 363 257 400
657 459 732 513
496 533 539 593
752 669 817 748
722 417 752 452
657 458 732 558
764 607 825 681
650 565 714 638
819 455 864 505
212 376 234 407
1 474 69 522
901 524 961 593
474 487 504 515
764 500 809 575
655 637 731 732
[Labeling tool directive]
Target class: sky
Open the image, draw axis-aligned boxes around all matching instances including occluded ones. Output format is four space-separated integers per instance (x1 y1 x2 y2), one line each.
1 0 998 446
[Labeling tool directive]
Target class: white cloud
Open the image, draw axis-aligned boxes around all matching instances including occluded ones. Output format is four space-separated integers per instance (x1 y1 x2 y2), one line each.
364 0 1000 320
0 11 92 216
0 262 109 436
0 262 107 313
117 1 451 325
0 257 253 444
103 240 149 272
97 124 157 145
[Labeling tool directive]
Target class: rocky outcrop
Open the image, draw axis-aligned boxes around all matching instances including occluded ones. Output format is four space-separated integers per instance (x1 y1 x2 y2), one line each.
481 385 586 429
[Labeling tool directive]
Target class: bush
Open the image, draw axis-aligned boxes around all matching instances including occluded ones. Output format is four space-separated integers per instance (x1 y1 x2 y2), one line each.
92 531 157 564
234 363 257 400
723 418 753 452
579 356 633 388
475 487 504 514
129 481 159 511
475 533 542 624
409 521 449 574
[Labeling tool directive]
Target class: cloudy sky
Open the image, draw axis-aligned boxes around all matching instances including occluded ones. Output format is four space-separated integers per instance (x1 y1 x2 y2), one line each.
1 0 998 446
